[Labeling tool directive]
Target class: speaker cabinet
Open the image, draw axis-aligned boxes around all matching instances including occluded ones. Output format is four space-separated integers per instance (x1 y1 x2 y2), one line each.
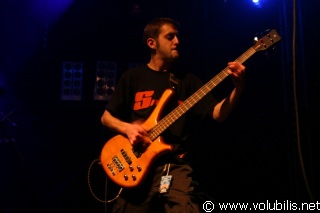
60 62 83 101
94 61 117 101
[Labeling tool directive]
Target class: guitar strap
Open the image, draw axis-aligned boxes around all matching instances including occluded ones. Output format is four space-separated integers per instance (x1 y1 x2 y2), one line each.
169 73 179 91
168 73 189 159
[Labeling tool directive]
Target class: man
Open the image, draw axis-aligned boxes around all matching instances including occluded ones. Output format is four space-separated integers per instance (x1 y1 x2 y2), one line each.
101 17 245 212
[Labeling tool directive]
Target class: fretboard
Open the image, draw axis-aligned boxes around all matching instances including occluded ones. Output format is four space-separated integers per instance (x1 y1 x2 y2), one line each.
147 47 256 141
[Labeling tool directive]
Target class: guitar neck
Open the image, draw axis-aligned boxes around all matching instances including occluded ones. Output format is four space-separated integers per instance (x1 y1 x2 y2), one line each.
148 47 257 140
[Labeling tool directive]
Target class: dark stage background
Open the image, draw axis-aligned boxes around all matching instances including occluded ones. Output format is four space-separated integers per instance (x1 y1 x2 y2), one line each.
1 0 319 212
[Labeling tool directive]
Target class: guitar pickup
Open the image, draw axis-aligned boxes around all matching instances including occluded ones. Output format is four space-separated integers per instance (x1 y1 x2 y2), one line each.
121 149 132 165
132 141 149 158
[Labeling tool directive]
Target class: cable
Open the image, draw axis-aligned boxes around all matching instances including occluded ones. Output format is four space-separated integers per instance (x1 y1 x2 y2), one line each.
87 158 123 204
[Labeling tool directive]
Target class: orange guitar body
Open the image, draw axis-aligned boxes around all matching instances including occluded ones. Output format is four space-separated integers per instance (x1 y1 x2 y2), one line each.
100 89 175 189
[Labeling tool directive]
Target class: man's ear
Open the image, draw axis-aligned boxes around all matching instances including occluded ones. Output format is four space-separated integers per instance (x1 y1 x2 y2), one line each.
147 38 156 49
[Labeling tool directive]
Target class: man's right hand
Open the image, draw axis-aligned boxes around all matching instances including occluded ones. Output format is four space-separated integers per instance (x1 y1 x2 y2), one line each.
124 122 148 146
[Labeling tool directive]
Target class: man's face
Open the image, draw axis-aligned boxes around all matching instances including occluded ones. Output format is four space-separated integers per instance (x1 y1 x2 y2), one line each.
155 24 180 61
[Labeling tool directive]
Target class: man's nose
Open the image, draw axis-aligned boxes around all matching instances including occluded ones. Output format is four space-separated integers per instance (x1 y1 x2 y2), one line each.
173 36 179 44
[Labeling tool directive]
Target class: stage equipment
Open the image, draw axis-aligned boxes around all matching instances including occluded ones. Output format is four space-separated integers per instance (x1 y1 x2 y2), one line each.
94 61 117 101
60 62 83 101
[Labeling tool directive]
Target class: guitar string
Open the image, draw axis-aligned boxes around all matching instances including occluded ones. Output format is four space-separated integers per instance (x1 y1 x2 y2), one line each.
149 47 257 140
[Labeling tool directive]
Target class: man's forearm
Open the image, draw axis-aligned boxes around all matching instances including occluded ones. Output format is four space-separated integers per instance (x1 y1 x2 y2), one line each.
213 87 243 122
101 110 129 134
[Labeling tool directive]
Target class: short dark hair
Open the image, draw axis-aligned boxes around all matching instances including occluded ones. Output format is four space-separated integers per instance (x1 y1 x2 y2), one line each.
143 17 180 44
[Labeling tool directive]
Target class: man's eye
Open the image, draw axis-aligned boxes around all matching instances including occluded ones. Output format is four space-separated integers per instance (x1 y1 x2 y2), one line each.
166 33 176 41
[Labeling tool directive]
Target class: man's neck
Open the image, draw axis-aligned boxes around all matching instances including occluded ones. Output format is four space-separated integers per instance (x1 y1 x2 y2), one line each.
147 57 171 72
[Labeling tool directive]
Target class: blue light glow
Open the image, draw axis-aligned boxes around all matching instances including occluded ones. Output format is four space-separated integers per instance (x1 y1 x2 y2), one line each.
252 0 262 8
33 0 74 21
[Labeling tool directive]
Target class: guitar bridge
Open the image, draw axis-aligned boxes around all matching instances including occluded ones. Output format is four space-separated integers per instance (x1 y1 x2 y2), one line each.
107 164 116 176
112 155 124 172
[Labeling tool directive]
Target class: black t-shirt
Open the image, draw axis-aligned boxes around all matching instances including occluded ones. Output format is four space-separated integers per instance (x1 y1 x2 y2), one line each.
106 64 217 150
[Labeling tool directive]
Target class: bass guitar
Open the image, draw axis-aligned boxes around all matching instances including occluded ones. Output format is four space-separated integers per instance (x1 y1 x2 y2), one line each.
100 29 281 188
